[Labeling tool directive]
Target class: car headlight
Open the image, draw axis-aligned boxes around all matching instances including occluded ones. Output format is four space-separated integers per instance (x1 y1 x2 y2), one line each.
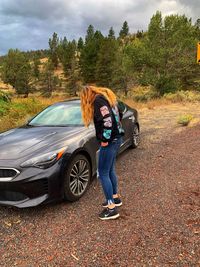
20 147 67 169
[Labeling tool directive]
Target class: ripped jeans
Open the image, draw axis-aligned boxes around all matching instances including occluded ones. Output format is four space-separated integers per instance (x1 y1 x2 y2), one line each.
98 137 122 204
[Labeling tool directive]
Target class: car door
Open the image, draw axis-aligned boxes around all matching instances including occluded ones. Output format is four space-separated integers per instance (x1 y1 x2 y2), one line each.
118 101 134 150
85 124 100 175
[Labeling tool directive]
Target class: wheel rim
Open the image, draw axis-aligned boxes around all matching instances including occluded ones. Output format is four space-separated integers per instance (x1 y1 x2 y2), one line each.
69 159 90 196
133 125 139 146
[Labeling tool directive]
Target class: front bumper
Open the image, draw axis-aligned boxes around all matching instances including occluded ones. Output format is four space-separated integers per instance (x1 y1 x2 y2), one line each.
0 161 64 208
0 194 49 208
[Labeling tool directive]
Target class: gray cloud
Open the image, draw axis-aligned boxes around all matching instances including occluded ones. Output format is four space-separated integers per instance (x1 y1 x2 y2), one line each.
177 0 200 21
0 0 72 20
0 0 199 55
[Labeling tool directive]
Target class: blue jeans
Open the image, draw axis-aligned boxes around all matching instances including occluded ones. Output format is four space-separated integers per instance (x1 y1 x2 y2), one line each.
98 137 122 204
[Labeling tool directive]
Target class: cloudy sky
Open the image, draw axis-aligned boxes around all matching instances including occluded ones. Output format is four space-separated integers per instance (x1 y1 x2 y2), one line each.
0 0 199 55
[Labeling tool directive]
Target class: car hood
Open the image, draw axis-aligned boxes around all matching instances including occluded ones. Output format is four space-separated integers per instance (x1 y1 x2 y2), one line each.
0 126 87 160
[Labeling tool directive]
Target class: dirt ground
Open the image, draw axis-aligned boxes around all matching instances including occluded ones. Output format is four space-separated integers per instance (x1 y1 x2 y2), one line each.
0 102 200 267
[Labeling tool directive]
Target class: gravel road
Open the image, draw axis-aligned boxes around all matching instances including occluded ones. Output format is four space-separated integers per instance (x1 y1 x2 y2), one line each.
0 103 200 267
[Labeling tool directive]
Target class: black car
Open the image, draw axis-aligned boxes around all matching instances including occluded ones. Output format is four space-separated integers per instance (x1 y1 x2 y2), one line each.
0 99 139 208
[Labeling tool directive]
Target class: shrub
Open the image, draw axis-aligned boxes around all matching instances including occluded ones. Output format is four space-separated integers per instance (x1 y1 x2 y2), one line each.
164 91 200 102
0 91 12 116
155 76 179 96
128 86 159 102
0 97 53 132
10 98 47 119
0 90 12 103
177 114 193 126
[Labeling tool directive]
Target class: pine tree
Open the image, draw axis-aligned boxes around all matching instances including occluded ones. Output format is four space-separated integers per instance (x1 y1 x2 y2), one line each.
195 19 200 39
85 25 95 43
108 27 115 39
95 38 119 87
33 57 40 79
57 39 80 95
119 21 129 38
78 37 84 50
58 37 68 63
48 32 59 69
1 49 32 96
41 60 58 96
136 30 144 39
66 58 80 97
61 41 77 76
80 28 104 83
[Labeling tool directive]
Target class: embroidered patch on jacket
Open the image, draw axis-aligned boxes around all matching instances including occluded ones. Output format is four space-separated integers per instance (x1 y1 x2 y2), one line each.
100 106 109 117
103 129 112 139
103 117 112 127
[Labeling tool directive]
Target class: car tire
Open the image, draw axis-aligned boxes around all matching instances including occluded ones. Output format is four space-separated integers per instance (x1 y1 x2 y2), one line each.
130 124 140 148
63 154 91 202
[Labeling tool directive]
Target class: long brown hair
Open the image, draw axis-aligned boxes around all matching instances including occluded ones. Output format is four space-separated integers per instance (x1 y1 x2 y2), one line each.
80 86 117 127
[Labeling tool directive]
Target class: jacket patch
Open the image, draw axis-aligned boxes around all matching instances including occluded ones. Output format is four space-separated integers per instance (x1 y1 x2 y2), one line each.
103 116 112 127
103 129 112 139
100 106 109 117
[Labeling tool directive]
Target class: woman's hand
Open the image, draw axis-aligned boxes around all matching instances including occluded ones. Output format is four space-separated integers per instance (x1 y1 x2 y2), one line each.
101 142 108 147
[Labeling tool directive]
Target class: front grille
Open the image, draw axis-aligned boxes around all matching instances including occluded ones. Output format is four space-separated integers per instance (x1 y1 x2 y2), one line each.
0 179 49 201
42 179 49 193
0 191 27 201
0 168 20 180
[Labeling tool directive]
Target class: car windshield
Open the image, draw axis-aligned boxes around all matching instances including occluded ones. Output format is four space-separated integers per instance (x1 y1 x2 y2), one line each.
29 103 84 126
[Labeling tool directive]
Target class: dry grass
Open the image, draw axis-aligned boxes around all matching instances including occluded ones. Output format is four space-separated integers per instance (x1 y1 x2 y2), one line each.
124 98 171 110
0 80 13 91
0 95 67 132
40 58 48 64
39 58 65 79
12 95 65 106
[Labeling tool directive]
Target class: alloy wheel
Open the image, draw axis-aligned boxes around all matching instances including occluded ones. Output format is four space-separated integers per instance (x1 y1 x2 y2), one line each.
69 159 90 196
132 125 140 148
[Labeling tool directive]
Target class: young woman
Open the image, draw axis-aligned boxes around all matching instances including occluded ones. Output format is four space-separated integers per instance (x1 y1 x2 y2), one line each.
80 86 124 220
